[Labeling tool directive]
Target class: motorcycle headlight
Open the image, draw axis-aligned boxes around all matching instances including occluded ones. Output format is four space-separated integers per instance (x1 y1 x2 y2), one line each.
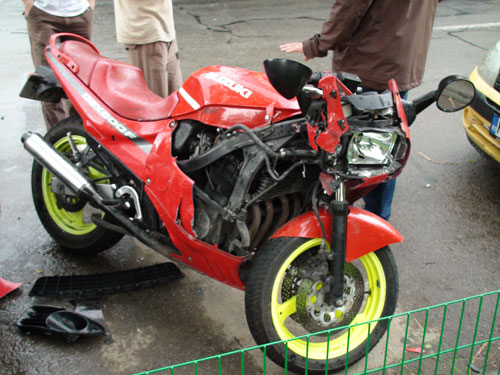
347 131 397 165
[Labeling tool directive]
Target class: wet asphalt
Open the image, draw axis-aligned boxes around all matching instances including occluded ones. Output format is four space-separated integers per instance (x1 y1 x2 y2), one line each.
0 0 499 374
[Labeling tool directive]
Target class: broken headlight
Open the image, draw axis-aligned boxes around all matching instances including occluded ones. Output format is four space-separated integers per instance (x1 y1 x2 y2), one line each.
346 131 397 165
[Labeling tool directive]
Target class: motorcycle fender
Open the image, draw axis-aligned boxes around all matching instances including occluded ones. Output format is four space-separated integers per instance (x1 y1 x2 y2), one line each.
271 206 403 262
19 65 66 103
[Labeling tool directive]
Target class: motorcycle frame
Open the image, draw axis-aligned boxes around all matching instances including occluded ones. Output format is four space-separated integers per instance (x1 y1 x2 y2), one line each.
42 33 406 291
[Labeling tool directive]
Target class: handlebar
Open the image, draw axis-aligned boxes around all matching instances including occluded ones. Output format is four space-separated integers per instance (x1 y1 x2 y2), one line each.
302 86 323 99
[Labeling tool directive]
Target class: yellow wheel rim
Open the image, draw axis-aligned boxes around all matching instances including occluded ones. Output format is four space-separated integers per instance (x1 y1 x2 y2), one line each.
41 135 106 235
270 238 387 360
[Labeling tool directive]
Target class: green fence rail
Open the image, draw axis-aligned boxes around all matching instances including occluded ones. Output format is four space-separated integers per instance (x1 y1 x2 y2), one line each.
135 290 500 375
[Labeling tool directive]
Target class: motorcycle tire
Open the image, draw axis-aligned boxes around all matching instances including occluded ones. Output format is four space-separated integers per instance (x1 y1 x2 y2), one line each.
245 237 398 374
31 116 124 255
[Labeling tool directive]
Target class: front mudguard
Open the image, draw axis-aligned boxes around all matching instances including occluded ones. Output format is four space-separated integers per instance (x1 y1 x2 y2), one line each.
271 206 403 262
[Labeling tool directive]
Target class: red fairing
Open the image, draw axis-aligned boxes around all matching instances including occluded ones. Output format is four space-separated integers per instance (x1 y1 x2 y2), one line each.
271 206 403 262
172 65 301 128
45 34 247 289
307 75 350 153
388 79 410 138
143 131 247 290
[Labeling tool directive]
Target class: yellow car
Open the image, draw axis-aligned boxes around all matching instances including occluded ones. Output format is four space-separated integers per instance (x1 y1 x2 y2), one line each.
463 41 500 163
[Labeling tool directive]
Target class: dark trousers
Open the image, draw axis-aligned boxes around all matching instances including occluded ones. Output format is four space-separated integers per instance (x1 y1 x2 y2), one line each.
26 6 93 129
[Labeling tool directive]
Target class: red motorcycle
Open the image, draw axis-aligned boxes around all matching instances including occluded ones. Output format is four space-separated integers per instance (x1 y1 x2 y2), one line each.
21 33 474 373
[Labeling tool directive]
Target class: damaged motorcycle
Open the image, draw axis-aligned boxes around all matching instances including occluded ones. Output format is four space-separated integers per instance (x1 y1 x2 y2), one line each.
20 33 475 373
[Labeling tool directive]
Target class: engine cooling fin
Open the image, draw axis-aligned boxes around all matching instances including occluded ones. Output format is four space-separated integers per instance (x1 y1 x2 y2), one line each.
29 262 184 298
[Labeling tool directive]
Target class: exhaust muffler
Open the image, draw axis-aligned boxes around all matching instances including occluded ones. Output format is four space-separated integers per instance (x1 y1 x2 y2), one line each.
21 131 180 256
21 131 102 202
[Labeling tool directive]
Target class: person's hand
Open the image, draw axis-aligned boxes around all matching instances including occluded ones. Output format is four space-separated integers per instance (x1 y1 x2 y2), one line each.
22 0 34 15
280 42 309 61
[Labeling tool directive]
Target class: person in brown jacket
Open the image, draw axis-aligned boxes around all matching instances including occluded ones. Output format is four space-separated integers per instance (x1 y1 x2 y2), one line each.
280 0 439 220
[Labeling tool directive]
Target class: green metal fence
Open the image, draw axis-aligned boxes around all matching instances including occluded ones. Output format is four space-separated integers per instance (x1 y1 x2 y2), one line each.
135 290 500 375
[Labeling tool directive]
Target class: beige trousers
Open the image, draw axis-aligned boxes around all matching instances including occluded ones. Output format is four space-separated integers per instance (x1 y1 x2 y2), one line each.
125 40 182 98
26 6 93 130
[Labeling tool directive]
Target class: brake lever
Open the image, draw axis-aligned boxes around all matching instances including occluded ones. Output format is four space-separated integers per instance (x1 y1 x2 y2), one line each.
306 100 327 129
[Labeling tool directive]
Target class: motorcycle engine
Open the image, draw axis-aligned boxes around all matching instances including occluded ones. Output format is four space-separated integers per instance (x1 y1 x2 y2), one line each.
173 119 318 255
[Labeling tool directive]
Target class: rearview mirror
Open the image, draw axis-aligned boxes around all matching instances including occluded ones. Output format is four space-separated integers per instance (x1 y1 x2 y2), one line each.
436 76 475 112
264 59 312 99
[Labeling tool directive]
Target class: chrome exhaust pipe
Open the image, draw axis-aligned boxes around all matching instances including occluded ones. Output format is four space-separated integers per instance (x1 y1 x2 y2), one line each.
21 131 181 256
21 131 102 201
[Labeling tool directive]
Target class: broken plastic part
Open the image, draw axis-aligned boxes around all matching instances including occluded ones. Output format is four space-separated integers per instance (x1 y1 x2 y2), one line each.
16 305 105 342
0 277 22 299
29 262 183 298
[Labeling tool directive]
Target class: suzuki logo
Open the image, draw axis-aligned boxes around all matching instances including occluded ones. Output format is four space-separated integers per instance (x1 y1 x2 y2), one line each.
205 72 253 99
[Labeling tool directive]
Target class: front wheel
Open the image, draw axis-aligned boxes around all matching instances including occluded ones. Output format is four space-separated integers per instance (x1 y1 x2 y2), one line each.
245 237 398 374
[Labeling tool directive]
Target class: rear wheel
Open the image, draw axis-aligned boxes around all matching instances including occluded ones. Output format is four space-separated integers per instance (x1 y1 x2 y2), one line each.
31 116 124 255
245 237 398 374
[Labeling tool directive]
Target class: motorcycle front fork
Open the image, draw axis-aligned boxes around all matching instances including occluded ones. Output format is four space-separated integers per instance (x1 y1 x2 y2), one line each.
326 181 349 307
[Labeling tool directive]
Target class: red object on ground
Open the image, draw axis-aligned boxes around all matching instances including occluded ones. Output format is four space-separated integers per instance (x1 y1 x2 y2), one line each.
406 347 426 354
0 277 22 299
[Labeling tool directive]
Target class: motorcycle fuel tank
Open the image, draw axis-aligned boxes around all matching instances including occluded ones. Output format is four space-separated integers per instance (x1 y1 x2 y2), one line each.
172 65 301 128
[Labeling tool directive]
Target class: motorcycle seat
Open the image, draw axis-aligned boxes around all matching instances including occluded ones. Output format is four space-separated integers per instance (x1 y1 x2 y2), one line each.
59 40 178 121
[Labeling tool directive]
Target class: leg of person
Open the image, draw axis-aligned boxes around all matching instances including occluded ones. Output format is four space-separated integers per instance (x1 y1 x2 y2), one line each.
53 7 95 123
377 179 396 221
26 7 92 129
126 42 169 98
166 39 182 94
26 6 54 68
26 7 68 129
363 184 382 217
363 179 396 221
65 6 94 40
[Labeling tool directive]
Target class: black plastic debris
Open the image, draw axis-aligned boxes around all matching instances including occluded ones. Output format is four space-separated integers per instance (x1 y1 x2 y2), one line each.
16 305 105 342
469 364 481 373
29 262 184 298
74 298 112 344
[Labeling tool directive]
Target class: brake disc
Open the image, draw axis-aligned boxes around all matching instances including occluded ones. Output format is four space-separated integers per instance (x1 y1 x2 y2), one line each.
281 251 317 321
295 261 365 334
55 193 87 212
